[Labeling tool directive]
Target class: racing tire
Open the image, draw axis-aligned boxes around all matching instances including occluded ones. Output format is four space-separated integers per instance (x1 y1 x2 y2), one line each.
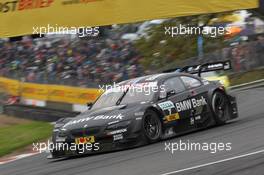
211 91 231 125
142 110 162 143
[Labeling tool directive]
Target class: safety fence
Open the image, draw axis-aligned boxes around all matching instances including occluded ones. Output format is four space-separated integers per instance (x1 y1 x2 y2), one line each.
3 104 79 122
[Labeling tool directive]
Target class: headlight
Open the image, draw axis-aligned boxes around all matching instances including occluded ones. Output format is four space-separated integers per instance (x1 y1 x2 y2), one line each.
106 120 131 130
54 123 65 129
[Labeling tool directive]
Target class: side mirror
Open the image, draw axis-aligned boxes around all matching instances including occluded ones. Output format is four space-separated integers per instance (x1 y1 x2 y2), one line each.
166 90 176 98
87 102 93 109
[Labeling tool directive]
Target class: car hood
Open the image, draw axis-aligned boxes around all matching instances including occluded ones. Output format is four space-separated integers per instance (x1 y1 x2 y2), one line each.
62 103 149 130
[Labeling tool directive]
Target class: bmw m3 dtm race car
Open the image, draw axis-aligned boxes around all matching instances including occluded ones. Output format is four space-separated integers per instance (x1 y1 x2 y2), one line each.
49 60 238 159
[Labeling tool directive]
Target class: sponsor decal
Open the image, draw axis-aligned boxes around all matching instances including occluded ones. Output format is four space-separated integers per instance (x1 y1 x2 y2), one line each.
195 115 201 120
0 0 54 13
165 113 180 122
134 112 144 116
175 96 207 112
190 117 195 125
62 0 102 6
64 114 124 127
158 101 175 111
208 63 223 69
75 136 95 145
107 128 127 135
113 134 123 141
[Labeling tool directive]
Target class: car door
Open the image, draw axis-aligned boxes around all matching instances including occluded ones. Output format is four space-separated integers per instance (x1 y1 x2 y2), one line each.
157 76 192 131
180 76 210 126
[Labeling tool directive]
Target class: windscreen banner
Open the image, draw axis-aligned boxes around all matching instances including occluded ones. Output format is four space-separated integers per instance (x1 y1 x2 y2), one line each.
0 0 258 38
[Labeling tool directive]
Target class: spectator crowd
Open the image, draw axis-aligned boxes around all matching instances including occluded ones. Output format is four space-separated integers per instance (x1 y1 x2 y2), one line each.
0 36 144 88
0 31 263 88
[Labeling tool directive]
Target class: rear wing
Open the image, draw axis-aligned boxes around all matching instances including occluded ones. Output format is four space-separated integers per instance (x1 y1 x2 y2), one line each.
163 60 232 77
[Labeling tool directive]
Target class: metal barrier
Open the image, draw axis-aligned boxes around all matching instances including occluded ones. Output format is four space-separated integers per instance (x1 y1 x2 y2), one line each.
3 104 80 122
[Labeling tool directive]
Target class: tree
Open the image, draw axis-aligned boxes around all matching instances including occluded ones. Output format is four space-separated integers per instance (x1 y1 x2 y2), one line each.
135 13 231 71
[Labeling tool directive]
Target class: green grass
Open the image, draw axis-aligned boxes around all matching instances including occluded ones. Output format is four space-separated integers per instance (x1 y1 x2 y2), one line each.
229 69 264 86
0 121 52 157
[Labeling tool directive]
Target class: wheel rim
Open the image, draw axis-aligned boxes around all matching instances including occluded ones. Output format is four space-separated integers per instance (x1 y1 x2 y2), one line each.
144 114 160 140
213 93 228 120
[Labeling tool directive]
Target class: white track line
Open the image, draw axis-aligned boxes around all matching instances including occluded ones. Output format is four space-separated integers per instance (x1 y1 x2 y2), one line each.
229 79 264 89
160 149 264 175
0 152 39 165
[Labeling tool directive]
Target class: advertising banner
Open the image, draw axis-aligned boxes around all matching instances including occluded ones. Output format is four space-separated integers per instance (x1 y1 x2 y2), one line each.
0 77 101 104
0 0 258 37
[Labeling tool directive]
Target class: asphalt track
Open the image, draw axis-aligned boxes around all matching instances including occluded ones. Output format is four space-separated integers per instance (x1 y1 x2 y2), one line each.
0 86 264 175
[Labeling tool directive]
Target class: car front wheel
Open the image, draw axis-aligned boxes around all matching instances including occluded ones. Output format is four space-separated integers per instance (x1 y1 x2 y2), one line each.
142 110 162 143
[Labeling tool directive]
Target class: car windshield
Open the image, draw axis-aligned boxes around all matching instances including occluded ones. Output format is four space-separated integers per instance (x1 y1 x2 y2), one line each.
91 84 156 109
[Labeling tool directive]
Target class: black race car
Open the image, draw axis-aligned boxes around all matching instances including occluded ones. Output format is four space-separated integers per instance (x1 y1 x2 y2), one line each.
49 61 238 159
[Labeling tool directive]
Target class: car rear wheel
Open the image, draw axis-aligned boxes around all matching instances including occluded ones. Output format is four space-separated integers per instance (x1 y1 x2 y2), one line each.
142 110 162 143
211 91 230 125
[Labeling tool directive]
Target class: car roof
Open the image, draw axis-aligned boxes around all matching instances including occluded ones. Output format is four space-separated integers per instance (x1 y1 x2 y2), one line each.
118 72 200 85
